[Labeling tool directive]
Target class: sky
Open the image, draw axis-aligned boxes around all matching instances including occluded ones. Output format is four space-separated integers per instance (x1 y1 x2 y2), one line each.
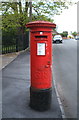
54 2 77 34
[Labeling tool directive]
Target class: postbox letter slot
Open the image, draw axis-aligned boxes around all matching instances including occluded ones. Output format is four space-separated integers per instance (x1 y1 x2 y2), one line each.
35 36 47 38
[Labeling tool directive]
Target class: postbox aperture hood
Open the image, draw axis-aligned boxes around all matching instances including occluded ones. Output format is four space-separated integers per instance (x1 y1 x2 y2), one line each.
26 20 56 28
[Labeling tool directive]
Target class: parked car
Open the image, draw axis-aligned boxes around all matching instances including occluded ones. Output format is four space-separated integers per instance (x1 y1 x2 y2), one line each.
53 35 63 43
75 35 79 40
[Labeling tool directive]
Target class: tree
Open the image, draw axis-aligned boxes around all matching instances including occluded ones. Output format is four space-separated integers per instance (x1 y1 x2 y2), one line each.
2 1 30 48
1 0 74 46
61 31 68 37
32 0 73 21
72 31 77 37
2 0 74 28
2 2 29 29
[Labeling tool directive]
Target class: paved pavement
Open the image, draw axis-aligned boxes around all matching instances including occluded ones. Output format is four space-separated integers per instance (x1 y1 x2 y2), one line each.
2 50 62 118
53 39 77 118
0 52 20 119
0 52 20 70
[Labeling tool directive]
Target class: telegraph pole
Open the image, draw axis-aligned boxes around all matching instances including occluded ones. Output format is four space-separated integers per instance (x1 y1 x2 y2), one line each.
29 0 32 51
29 0 32 21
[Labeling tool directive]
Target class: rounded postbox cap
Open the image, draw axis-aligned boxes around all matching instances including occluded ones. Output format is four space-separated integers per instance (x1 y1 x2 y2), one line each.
26 20 56 28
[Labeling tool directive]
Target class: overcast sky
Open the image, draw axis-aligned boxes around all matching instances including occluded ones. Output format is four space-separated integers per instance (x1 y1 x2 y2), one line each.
54 3 77 34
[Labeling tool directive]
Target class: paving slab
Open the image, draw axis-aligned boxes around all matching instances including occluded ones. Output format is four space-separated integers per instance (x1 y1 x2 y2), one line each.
0 52 20 70
2 51 62 118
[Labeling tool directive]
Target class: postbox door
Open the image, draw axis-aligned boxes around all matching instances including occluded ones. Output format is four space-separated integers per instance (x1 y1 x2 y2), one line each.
31 32 52 89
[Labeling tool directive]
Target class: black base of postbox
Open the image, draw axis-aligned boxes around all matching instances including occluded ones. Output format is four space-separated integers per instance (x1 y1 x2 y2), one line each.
29 87 52 111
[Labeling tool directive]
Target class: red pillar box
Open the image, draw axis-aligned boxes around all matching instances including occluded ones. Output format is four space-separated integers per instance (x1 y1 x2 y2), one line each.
26 21 56 111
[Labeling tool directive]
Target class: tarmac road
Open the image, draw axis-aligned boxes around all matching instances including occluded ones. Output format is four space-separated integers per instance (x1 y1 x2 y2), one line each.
53 39 77 118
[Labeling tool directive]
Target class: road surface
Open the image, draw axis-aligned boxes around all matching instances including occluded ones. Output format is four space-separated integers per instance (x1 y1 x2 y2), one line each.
53 39 77 118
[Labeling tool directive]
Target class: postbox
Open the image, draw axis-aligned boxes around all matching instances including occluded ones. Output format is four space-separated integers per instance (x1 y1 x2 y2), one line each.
26 21 56 111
